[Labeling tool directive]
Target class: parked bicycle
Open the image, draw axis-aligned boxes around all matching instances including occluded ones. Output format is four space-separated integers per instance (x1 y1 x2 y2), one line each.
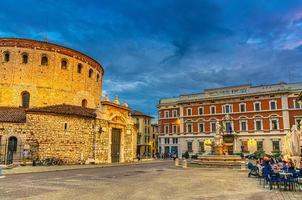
34 158 65 166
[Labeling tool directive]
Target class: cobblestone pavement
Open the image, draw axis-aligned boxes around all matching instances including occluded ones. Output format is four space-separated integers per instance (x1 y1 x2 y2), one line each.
0 161 301 200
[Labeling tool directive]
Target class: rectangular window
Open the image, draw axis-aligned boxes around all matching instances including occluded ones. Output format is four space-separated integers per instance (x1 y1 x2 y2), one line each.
241 121 247 131
224 105 232 113
199 141 204 152
199 123 204 132
187 108 192 116
172 125 177 133
272 141 280 151
164 111 169 118
255 120 262 131
211 106 216 114
241 141 248 152
164 138 169 144
257 141 263 151
240 103 246 112
187 141 193 152
198 107 203 115
164 125 169 134
296 118 301 129
172 110 177 118
254 102 261 111
270 101 276 110
187 124 192 133
271 119 278 130
211 122 216 132
226 122 233 133
294 100 301 109
172 138 178 144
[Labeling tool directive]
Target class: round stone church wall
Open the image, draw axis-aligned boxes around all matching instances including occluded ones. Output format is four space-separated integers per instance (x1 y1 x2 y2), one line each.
0 38 103 109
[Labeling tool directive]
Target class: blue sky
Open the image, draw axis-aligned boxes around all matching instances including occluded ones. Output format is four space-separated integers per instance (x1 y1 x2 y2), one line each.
1 0 302 117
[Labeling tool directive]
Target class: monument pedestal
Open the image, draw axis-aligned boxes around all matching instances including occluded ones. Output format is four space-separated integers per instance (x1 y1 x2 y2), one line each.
191 155 243 169
214 145 223 155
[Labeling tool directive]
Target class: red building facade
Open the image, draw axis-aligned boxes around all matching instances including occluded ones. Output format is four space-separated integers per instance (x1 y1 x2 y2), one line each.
158 83 302 157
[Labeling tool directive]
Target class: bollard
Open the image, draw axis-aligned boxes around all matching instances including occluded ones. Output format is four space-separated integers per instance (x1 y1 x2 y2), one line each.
183 159 187 169
0 166 4 178
240 161 246 170
175 158 179 167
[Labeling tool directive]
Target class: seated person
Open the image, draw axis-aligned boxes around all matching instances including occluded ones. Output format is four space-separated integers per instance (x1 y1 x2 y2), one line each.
277 161 284 170
272 164 279 173
287 160 295 171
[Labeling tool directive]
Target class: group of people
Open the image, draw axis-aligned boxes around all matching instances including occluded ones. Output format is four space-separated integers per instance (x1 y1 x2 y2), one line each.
255 155 302 175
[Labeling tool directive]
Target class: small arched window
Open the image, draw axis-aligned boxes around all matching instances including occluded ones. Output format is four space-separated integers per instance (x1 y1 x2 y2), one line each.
82 99 88 108
61 59 68 70
41 55 48 66
77 63 83 73
21 91 30 108
22 53 28 64
96 74 100 82
88 69 93 78
3 51 10 62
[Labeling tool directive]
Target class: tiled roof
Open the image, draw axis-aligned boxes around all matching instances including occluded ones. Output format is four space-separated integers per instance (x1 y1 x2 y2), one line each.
131 110 152 118
0 107 26 123
27 104 97 118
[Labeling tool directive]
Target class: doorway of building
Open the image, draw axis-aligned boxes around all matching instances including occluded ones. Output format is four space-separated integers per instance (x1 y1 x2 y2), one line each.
111 128 121 163
7 136 18 164
223 144 233 155
171 146 178 156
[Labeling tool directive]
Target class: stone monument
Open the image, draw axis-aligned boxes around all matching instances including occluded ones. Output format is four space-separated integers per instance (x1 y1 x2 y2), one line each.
214 120 224 155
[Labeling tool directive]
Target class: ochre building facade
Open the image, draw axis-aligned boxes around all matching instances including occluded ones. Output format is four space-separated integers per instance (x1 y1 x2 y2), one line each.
0 38 136 165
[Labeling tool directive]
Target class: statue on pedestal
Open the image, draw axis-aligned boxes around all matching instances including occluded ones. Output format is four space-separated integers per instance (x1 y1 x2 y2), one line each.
214 120 224 155
289 124 301 168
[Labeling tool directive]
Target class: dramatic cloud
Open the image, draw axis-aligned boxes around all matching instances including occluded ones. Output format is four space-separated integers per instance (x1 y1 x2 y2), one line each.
1 0 302 117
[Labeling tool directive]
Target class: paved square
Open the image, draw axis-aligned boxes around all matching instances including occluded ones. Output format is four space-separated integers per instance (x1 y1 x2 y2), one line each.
0 161 301 200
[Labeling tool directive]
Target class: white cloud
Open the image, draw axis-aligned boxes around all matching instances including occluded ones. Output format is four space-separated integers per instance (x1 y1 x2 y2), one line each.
103 79 147 93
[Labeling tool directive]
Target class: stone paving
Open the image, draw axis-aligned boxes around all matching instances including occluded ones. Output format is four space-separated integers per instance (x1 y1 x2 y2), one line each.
1 159 159 175
0 161 301 200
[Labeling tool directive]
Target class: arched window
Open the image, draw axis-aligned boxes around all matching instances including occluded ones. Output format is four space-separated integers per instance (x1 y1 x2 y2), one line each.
8 136 18 152
61 59 68 70
77 63 83 73
96 73 100 82
41 55 48 66
3 51 10 62
21 91 30 108
22 53 28 64
88 69 93 78
82 99 88 108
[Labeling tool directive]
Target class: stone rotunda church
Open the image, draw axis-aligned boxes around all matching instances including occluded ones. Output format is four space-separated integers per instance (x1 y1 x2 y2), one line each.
0 38 137 165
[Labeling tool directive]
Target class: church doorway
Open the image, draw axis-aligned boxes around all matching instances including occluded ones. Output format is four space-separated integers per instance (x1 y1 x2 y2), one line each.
6 136 18 164
111 128 121 163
